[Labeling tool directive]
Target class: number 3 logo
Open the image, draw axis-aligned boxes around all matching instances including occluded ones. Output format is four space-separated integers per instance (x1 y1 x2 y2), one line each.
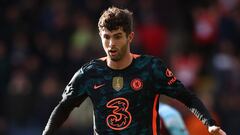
106 97 132 130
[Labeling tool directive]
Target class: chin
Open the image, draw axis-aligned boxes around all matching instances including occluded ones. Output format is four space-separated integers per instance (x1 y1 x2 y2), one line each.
110 57 120 61
110 56 121 61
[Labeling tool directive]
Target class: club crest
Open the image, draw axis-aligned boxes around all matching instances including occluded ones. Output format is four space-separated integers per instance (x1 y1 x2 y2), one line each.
131 78 143 91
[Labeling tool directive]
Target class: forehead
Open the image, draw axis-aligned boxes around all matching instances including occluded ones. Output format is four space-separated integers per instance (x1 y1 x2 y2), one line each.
100 27 126 36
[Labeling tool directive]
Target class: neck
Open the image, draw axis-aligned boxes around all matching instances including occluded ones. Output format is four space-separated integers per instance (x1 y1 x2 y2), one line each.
107 53 133 70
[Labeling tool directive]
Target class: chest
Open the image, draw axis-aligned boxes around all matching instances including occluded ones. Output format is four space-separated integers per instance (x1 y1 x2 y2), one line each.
87 70 154 107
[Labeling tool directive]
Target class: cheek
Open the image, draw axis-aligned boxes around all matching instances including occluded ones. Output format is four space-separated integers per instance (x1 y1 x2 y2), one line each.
122 42 128 52
117 38 127 47
119 40 128 53
101 39 108 52
102 38 109 47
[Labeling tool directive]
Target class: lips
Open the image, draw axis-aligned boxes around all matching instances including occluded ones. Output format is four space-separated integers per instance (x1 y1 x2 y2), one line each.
109 49 118 56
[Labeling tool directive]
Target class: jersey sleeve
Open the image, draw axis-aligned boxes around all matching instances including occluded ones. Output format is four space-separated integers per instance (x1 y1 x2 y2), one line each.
151 58 216 127
61 68 88 107
42 67 89 135
151 58 185 94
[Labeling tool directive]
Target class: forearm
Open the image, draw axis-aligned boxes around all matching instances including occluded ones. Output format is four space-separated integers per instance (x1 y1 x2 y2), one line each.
174 88 216 126
162 81 216 126
42 102 74 135
185 98 216 126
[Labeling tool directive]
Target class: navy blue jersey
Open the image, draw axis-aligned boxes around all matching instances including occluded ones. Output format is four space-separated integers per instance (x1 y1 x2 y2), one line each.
43 54 215 135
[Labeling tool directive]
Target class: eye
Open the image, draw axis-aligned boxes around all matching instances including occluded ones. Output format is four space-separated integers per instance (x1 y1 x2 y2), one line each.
115 35 121 39
103 35 110 40
114 35 122 40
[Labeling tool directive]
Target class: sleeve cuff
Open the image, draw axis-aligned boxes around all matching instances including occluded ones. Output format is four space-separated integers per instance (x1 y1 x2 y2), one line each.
205 119 217 126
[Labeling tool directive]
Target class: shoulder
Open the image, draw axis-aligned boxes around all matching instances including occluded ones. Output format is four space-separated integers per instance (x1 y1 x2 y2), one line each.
131 54 167 71
134 54 158 64
74 60 100 75
137 55 166 68
136 54 164 63
78 57 107 74
149 55 165 65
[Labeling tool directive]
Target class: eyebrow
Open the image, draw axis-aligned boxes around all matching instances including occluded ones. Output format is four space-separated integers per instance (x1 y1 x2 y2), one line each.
113 32 123 36
102 31 123 37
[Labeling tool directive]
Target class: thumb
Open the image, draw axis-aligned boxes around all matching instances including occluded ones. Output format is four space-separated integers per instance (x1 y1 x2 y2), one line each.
208 126 220 133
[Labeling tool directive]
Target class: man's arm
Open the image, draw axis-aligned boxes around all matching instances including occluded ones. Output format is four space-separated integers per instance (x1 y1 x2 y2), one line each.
152 58 227 135
42 68 89 135
42 94 87 135
42 101 74 135
163 82 226 135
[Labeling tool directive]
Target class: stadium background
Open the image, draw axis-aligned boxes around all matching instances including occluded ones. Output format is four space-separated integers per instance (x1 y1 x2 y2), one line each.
0 0 239 134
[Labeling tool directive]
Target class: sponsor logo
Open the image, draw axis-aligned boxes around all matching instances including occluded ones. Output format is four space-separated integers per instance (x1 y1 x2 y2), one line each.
165 68 174 77
165 68 177 85
106 97 132 130
168 77 177 85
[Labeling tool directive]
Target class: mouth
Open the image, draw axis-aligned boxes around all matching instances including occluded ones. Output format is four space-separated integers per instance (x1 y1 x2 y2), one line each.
108 49 118 56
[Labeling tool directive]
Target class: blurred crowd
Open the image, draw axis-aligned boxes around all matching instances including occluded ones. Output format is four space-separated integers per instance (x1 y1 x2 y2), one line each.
0 0 240 135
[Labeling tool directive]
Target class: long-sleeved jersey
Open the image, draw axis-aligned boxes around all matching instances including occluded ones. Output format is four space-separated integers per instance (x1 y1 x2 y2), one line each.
42 54 216 135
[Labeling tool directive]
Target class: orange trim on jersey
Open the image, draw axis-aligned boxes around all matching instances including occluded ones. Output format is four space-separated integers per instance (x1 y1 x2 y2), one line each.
99 54 140 61
152 94 160 135
131 53 141 59
99 57 107 61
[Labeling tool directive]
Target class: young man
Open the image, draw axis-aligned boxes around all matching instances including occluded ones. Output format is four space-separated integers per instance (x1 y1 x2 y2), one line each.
42 7 226 135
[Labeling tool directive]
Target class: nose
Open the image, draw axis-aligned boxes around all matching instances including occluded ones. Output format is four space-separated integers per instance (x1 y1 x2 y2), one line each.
109 38 116 47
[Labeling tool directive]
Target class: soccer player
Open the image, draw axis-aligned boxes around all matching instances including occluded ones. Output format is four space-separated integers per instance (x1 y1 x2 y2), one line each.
42 7 226 135
159 102 189 135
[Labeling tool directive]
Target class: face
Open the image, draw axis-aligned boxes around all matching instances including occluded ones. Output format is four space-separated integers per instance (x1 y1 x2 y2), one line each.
100 27 134 61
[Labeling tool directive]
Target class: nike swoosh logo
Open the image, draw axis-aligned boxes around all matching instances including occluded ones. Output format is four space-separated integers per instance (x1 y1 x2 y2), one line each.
94 84 105 90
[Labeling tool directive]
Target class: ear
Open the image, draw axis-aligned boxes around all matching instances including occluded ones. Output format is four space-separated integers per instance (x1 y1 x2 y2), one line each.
128 32 134 42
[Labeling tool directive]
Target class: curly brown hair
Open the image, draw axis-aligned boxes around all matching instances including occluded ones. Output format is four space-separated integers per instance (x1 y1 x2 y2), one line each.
98 7 133 35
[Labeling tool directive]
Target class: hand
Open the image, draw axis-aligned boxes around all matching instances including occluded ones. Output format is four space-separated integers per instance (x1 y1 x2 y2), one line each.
208 126 226 135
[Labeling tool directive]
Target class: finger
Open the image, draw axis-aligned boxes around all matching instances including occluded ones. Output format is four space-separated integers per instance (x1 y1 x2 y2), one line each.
219 129 226 135
210 127 220 133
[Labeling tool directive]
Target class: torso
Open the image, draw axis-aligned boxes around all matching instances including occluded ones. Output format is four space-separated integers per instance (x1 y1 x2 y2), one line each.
83 55 160 134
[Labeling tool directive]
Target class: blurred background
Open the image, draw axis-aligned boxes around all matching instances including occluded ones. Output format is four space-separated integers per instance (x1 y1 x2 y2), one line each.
0 0 240 135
